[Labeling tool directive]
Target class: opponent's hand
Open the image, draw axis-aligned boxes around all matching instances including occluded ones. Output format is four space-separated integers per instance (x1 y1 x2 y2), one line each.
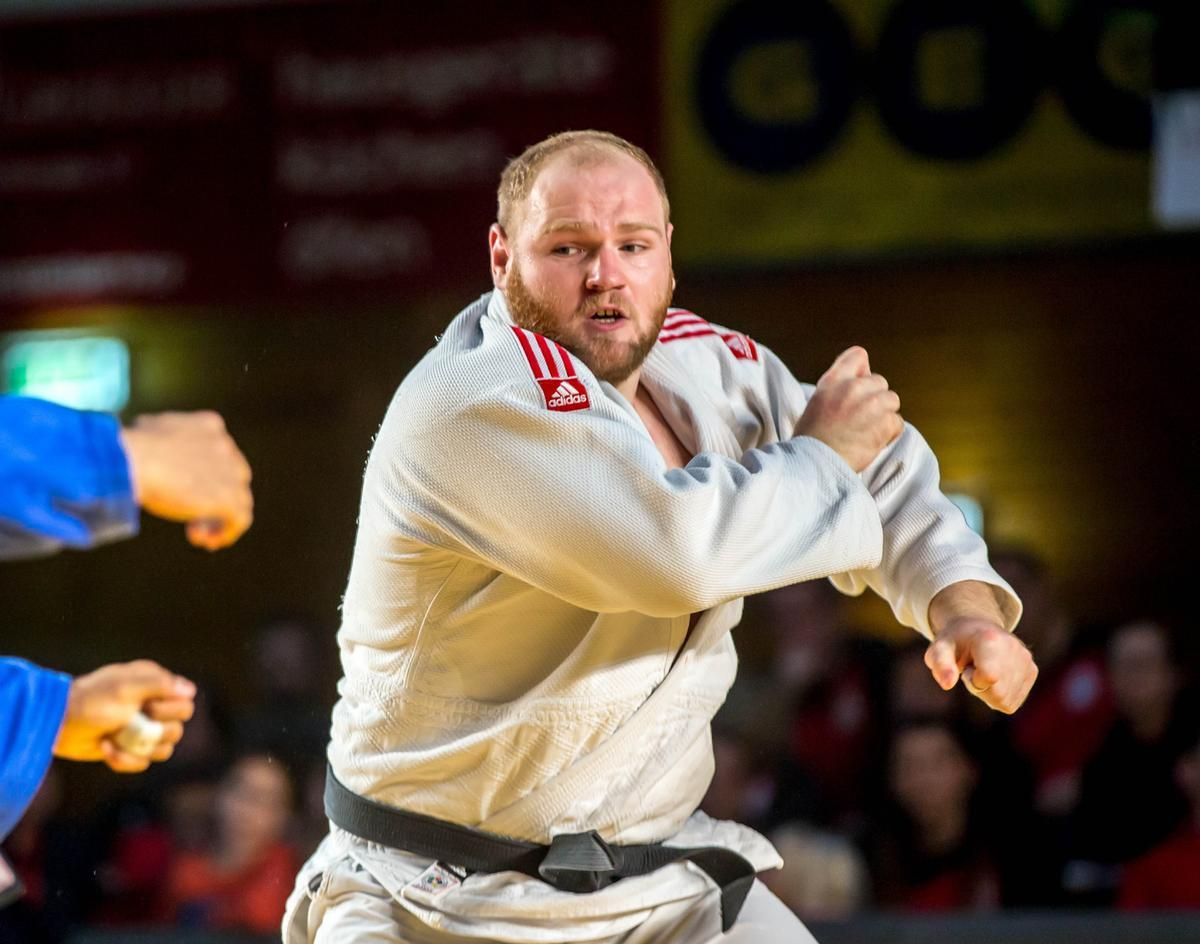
53 660 196 772
794 346 903 472
925 617 1038 714
119 411 253 550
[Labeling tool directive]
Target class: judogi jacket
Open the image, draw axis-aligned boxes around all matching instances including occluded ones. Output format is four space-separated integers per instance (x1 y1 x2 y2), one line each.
0 659 71 841
317 290 1020 939
0 396 137 844
0 395 138 559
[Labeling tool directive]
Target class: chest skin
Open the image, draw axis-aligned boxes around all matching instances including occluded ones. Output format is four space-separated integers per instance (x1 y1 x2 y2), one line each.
633 384 703 634
633 384 692 470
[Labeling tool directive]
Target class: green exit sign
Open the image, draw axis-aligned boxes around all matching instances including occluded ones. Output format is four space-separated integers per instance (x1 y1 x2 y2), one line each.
2 332 130 413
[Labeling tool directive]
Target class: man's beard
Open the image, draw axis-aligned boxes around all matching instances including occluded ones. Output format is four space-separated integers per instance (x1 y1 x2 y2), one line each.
505 262 672 386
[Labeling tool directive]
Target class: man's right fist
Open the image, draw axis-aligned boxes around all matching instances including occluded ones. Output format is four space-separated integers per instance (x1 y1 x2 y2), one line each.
119 411 253 550
794 346 903 472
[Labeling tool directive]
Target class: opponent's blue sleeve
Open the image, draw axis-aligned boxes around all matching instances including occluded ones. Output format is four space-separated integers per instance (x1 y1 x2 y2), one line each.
0 396 139 559
0 658 71 839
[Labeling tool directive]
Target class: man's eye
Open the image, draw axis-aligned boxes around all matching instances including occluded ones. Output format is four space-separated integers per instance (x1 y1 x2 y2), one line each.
551 246 578 256
621 244 648 253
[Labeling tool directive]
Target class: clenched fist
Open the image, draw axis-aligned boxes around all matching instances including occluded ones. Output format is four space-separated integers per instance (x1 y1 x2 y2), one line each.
795 346 903 472
53 660 196 773
119 410 253 550
925 580 1038 714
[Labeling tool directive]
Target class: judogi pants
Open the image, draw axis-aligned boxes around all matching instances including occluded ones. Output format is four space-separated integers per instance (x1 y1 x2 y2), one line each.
285 853 817 944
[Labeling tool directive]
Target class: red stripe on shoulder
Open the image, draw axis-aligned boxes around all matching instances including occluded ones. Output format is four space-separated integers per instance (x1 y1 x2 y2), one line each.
534 333 559 375
663 308 706 327
511 326 546 378
657 316 761 362
659 326 719 343
551 340 579 379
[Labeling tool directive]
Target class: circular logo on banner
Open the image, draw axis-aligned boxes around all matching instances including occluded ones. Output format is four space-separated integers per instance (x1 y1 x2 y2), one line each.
695 0 858 173
875 0 1044 160
1056 0 1160 150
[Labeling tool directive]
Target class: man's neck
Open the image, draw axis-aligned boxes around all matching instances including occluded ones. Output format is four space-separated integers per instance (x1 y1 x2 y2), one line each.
614 370 642 404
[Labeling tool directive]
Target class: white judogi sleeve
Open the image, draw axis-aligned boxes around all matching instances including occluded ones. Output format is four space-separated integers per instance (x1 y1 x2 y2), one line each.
753 343 1020 638
383 313 885 618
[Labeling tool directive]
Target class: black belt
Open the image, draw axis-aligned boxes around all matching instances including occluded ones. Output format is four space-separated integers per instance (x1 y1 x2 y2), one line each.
324 765 755 932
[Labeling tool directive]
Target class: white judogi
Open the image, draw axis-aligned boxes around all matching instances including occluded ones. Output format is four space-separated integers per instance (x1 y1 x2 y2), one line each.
285 291 1019 943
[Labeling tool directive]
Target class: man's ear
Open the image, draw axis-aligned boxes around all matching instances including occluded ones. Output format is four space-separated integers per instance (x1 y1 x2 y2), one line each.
489 224 511 289
667 223 676 294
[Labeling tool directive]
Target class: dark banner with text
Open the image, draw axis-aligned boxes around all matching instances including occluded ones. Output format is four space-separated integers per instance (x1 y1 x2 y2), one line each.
0 1 660 313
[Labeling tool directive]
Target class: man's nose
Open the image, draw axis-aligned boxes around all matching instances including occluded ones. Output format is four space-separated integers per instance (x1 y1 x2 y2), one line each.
585 246 625 292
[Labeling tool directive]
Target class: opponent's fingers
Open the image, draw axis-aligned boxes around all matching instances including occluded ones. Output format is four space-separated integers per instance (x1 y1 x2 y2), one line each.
113 662 196 705
155 720 185 746
134 409 226 434
197 410 227 433
145 722 184 762
144 696 195 724
101 739 152 773
924 638 962 691
215 436 253 484
235 449 252 484
212 507 252 547
819 346 870 385
186 503 252 550
186 519 223 550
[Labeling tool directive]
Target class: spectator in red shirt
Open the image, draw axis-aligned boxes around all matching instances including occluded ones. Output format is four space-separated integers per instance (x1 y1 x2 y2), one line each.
1119 732 1200 909
1065 620 1196 903
166 752 297 934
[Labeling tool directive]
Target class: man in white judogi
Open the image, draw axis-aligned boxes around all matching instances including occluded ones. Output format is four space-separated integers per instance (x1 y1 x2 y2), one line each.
284 131 1038 943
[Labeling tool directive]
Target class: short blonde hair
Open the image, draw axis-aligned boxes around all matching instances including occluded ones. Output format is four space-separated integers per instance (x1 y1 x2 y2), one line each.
496 130 670 234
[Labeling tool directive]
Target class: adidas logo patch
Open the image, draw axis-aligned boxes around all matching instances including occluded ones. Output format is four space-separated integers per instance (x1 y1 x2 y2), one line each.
511 326 592 413
721 332 757 361
547 380 587 408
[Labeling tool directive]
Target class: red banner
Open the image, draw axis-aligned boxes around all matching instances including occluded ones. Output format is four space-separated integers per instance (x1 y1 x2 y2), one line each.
0 2 660 313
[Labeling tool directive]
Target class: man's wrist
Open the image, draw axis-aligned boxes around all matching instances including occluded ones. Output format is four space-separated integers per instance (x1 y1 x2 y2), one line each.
928 580 1007 638
117 427 146 504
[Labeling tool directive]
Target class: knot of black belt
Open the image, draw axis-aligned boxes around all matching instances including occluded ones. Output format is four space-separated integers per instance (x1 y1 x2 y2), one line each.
538 829 617 892
324 765 756 932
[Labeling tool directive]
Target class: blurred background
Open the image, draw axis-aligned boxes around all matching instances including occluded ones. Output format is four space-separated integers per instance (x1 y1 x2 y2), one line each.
1 0 1198 941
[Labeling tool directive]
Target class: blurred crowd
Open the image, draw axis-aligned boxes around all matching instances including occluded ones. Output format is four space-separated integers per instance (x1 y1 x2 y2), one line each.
706 549 1200 920
4 551 1199 941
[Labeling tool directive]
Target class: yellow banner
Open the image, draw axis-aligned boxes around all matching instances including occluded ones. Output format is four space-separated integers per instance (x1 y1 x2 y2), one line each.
665 0 1156 264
